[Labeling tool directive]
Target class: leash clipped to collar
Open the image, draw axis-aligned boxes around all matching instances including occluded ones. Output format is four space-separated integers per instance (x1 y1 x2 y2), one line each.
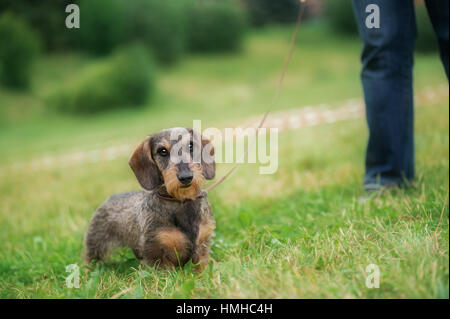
202 0 307 196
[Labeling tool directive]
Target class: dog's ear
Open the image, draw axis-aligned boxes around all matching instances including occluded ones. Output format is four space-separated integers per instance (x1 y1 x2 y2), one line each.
201 135 215 180
129 136 161 190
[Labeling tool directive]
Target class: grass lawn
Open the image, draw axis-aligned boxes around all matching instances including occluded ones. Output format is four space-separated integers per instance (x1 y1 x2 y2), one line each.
0 25 448 298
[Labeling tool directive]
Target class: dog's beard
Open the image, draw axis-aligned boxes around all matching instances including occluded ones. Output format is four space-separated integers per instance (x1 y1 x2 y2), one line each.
163 164 205 201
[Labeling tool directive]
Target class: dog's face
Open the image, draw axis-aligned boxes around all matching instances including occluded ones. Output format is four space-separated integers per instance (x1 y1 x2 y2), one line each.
129 128 215 201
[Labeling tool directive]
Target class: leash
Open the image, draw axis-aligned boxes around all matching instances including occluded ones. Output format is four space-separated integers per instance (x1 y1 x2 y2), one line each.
157 1 307 202
203 0 307 195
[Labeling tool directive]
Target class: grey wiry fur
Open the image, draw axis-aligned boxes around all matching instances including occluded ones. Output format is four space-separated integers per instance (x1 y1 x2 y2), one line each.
84 128 216 269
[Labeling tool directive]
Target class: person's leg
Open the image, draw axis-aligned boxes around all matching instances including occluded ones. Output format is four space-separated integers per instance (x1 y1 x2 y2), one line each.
425 0 449 78
352 0 416 189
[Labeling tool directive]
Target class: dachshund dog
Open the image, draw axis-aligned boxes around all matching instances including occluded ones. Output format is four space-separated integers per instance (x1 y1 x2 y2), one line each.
84 128 216 269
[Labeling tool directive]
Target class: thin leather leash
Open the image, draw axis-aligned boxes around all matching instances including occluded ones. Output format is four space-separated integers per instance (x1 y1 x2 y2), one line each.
203 1 307 194
159 1 307 202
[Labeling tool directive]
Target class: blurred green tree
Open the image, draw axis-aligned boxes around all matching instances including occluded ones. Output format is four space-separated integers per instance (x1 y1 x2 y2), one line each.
415 3 439 53
324 0 358 36
243 0 301 26
49 44 156 114
186 0 247 53
0 0 75 51
0 12 40 89
76 0 126 55
123 0 186 64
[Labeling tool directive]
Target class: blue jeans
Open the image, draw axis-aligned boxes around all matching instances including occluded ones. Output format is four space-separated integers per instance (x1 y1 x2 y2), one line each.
352 0 449 187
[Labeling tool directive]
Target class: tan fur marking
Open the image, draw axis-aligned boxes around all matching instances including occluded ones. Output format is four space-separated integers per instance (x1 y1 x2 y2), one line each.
156 228 188 254
163 163 205 201
160 139 171 151
198 221 215 245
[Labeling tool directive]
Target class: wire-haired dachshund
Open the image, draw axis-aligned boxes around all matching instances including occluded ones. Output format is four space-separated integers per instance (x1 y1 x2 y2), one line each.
84 127 216 269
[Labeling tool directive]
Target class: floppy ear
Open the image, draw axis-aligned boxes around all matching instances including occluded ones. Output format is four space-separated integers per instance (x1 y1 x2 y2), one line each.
201 135 216 180
129 136 161 190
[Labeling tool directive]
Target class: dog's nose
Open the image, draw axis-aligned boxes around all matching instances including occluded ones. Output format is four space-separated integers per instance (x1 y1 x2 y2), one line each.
177 171 193 185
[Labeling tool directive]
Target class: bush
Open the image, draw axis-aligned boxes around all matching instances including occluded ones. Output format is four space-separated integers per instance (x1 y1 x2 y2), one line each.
324 0 358 36
50 44 156 114
75 0 186 63
186 0 247 53
415 4 438 53
0 13 40 89
0 0 74 51
243 0 301 26
123 0 187 64
76 0 126 55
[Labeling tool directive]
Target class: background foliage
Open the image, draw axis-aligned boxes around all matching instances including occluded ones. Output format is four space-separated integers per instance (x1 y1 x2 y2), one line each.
0 12 40 89
244 0 301 26
187 0 247 52
49 44 155 114
0 0 74 51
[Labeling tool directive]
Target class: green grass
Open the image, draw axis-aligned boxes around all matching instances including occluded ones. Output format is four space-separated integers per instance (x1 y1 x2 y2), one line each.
0 25 448 298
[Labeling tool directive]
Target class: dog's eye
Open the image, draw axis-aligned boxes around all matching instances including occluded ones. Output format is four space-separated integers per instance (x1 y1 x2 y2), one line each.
157 147 168 156
189 141 193 151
